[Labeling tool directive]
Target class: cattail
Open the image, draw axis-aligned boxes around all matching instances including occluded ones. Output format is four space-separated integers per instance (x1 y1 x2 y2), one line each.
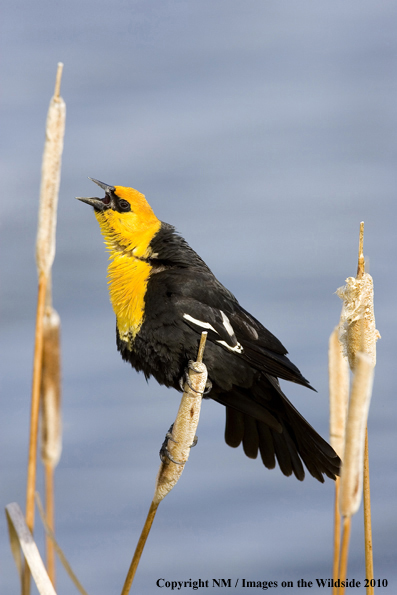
40 307 62 468
329 327 349 459
336 274 377 371
36 63 66 278
154 359 207 504
121 333 208 595
336 222 379 515
336 223 379 371
339 352 374 517
6 502 57 595
334 222 379 595
329 326 349 593
25 63 65 594
26 62 66 529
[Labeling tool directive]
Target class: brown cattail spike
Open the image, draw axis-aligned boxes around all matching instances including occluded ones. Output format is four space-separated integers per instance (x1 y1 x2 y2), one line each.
40 308 62 468
154 332 208 504
120 333 208 595
25 64 66 594
329 327 349 459
36 62 66 278
340 352 374 517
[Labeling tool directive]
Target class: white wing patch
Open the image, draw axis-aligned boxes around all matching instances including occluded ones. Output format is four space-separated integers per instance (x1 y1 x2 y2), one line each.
183 313 218 334
220 310 235 337
183 310 243 353
216 340 244 354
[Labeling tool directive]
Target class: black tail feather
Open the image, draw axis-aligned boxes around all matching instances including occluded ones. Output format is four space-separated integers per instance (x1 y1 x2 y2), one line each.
222 374 341 482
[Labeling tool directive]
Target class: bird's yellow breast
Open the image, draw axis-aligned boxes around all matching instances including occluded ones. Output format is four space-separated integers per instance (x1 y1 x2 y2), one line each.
93 185 162 347
108 252 152 346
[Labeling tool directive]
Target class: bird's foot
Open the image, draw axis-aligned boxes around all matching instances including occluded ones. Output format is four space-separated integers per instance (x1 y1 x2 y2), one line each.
159 424 198 464
179 362 212 395
159 424 183 465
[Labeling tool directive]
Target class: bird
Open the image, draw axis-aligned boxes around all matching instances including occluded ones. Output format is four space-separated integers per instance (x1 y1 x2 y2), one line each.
77 178 340 483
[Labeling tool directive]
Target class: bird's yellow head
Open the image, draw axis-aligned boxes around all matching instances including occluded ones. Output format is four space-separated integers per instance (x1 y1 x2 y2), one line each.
77 178 161 258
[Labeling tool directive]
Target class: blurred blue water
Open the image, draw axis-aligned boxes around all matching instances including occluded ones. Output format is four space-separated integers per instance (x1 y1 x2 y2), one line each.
1 2 396 593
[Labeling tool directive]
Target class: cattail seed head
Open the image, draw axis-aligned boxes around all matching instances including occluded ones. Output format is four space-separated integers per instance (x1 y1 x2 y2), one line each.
329 327 349 458
36 63 66 278
40 308 62 467
336 273 378 371
339 352 374 517
336 222 380 372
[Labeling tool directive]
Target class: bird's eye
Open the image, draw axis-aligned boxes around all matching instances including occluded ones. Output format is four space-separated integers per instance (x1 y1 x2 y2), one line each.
118 199 131 212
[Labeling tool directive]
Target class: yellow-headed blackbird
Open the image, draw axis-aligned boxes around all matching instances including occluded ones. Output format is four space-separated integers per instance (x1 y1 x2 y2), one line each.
77 178 340 482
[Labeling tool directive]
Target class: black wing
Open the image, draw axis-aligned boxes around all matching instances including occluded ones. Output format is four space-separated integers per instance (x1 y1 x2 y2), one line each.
170 270 313 389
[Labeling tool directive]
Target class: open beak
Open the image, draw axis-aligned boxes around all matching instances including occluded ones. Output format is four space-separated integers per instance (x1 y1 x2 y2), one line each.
76 177 116 210
88 177 115 193
76 196 107 210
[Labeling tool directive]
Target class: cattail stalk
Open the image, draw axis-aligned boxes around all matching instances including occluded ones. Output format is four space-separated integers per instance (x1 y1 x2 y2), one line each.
335 222 379 595
337 353 374 595
24 62 65 595
328 327 349 594
6 502 57 595
339 352 374 517
44 464 55 585
40 304 62 586
338 516 352 595
120 333 208 595
363 429 374 595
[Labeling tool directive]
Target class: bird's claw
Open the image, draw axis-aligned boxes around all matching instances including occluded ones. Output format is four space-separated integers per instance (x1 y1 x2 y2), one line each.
187 360 202 373
159 424 183 465
203 379 212 395
159 424 198 464
179 364 213 395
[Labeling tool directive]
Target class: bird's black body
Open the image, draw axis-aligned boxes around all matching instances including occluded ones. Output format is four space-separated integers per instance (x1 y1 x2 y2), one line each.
117 222 340 483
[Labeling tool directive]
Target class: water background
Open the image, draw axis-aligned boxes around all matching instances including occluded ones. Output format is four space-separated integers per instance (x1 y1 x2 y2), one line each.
1 2 396 593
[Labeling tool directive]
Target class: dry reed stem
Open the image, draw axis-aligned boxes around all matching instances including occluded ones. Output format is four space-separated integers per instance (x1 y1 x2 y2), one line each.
332 476 341 595
120 501 159 595
120 333 208 595
44 464 55 586
356 221 365 279
338 516 352 595
25 274 48 595
6 502 57 595
40 307 62 585
337 352 374 595
26 276 48 530
350 222 376 595
25 63 65 595
363 429 374 595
